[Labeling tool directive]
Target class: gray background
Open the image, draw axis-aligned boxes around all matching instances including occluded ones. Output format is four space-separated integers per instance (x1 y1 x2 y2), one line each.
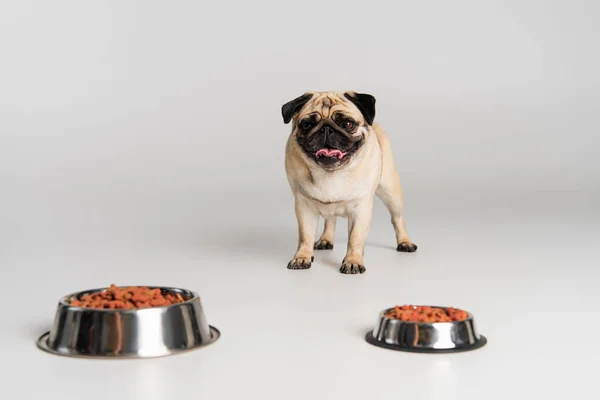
2 0 599 246
1 1 599 399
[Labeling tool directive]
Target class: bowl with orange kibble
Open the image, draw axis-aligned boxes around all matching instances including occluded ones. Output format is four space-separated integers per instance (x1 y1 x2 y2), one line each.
36 284 220 359
365 305 487 353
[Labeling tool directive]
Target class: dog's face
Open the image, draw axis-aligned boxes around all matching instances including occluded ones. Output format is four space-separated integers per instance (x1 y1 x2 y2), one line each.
282 91 376 169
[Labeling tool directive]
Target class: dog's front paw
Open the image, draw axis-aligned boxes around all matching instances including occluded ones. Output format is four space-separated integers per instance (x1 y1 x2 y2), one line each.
397 241 418 253
339 259 366 274
287 256 314 270
314 239 334 250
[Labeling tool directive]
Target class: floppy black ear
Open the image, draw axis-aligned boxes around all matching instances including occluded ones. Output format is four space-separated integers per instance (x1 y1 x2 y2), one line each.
344 92 376 125
281 93 313 124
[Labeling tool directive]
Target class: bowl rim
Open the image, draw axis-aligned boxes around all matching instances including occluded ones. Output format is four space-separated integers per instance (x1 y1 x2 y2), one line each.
378 305 474 325
58 286 200 313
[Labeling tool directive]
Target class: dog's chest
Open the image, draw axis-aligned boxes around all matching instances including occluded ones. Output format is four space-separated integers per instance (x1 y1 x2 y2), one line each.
304 167 378 205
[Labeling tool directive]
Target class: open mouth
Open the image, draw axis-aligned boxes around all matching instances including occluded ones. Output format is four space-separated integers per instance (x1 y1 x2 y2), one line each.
315 148 348 160
312 145 358 167
295 124 363 168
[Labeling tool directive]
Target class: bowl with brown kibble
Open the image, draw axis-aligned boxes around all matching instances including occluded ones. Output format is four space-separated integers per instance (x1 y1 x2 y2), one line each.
68 284 188 309
36 284 220 359
365 305 487 353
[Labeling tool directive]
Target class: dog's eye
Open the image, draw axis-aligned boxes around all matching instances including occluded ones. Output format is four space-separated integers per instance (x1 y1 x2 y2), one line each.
343 120 355 131
299 120 313 131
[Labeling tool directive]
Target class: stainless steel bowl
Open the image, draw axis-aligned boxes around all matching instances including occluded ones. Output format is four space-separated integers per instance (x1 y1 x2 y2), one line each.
37 286 220 358
365 306 487 353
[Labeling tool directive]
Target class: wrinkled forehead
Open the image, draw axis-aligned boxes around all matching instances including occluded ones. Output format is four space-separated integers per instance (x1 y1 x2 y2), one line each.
298 92 361 120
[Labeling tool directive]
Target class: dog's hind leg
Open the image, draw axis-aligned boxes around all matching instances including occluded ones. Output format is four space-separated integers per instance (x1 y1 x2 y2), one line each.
375 128 417 253
376 177 417 253
376 175 417 252
314 217 336 250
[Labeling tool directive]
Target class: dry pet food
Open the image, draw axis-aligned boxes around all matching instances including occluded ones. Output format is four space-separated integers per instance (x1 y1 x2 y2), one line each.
384 305 469 323
68 284 186 309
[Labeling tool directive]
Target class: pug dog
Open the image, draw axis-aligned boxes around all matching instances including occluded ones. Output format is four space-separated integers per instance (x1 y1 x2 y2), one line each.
282 91 417 274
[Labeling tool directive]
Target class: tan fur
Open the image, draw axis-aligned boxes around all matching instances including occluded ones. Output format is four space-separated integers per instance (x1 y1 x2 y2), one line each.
284 91 417 274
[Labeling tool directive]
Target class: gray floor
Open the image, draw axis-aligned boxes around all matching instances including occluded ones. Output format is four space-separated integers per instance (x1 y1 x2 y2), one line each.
2 190 598 399
2 1 599 398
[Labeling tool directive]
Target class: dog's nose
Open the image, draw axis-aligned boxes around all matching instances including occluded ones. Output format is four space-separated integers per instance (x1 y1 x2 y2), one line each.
320 126 333 139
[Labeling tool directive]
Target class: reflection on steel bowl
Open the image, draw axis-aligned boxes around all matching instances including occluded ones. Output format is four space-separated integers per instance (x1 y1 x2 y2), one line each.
37 285 220 358
366 305 487 353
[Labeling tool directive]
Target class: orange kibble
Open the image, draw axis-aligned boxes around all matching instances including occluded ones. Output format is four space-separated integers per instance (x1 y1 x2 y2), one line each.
67 284 186 310
385 305 469 323
132 293 150 302
150 298 167 307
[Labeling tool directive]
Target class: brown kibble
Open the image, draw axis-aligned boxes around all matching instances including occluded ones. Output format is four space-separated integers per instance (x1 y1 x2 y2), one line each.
136 301 151 309
67 285 186 310
385 305 469 323
150 298 167 307
132 293 150 302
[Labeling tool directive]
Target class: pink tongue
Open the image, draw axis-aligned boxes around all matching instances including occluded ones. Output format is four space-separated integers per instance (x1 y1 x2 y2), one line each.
316 148 347 159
